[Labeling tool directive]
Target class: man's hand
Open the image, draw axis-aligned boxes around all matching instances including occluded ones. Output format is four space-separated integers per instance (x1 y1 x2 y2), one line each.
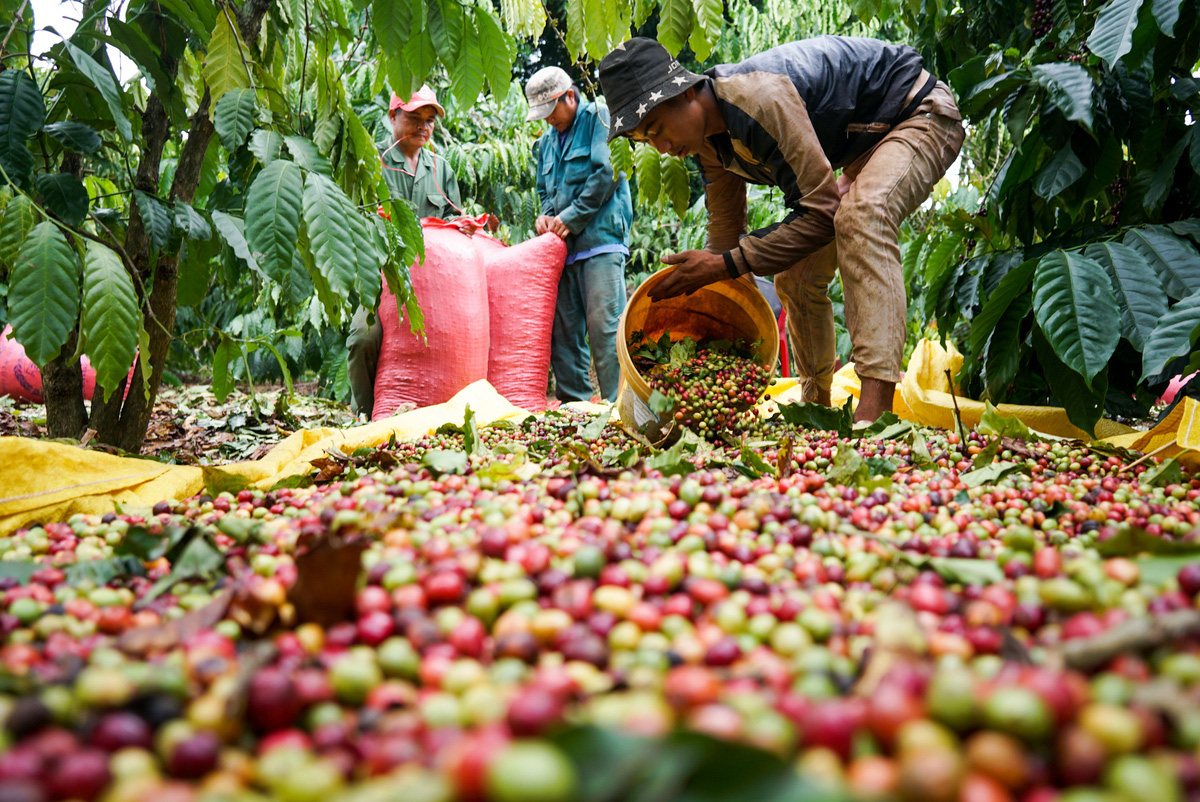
453 216 481 236
535 215 569 239
649 251 729 300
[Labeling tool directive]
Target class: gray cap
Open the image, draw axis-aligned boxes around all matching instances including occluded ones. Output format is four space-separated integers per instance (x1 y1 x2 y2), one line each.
525 66 572 121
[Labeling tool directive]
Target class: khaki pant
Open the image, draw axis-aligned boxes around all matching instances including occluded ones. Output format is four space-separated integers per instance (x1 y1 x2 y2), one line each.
774 83 965 399
347 307 382 416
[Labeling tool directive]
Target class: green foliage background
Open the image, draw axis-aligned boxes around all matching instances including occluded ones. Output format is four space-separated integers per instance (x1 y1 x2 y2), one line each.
0 0 1197 449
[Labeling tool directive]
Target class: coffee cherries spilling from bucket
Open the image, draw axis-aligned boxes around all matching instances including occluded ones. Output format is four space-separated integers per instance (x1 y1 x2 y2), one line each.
646 345 770 438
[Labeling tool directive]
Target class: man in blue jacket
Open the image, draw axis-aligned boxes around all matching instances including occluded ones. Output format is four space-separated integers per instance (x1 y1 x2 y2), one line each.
526 67 633 403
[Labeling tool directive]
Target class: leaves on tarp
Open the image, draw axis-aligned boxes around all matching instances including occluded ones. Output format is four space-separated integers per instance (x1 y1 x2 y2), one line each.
422 449 469 476
738 442 774 479
0 562 38 584
895 551 1005 585
126 524 227 605
855 411 910 439
977 401 1042 441
971 438 1003 469
1140 457 1185 487
553 725 844 802
63 556 145 586
960 461 1027 488
1086 440 1143 463
288 533 369 627
777 397 854 437
202 466 254 497
118 586 236 655
1093 523 1200 558
775 435 794 480
825 445 895 492
578 406 613 442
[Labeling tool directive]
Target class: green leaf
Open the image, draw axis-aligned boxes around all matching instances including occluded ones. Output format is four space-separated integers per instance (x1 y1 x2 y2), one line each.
374 0 418 61
212 335 235 401
80 241 139 395
1032 250 1119 388
1033 144 1085 199
426 0 464 65
35 173 89 226
202 466 253 497
0 561 36 584
1087 0 1145 67
63 40 131 143
1141 291 1200 381
1140 456 1184 487
402 34 437 94
1031 324 1106 437
178 235 218 306
661 155 690 218
9 222 80 368
249 129 286 165
106 17 182 124
633 144 661 208
423 449 468 476
449 24 487 108
610 137 633 184
64 556 144 586
214 87 257 151
983 293 1031 399
303 172 360 311
284 135 333 176
1122 227 1200 301
0 194 38 270
173 201 211 241
474 8 514 103
42 121 101 155
154 0 216 44
203 8 252 103
970 257 1036 353
211 210 264 278
1084 240 1166 351
133 190 172 254
1095 523 1200 557
0 68 46 182
901 553 1005 584
922 234 964 323
777 398 854 438
657 0 695 56
978 402 1037 440
245 159 304 285
1032 63 1095 130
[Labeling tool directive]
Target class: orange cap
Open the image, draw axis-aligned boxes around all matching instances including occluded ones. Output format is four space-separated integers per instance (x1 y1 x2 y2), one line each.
389 85 445 116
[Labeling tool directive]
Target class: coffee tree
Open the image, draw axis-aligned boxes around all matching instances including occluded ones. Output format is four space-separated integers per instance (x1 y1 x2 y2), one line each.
858 0 1200 433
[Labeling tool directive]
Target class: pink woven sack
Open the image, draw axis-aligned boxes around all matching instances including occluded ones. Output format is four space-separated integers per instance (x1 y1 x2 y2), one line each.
475 233 567 411
372 222 491 419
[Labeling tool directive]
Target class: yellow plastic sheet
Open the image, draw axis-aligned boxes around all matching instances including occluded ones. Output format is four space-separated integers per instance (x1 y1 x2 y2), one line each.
0 381 533 535
1 344 1195 535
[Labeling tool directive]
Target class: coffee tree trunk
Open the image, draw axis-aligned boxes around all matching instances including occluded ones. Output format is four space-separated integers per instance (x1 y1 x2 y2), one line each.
59 0 273 453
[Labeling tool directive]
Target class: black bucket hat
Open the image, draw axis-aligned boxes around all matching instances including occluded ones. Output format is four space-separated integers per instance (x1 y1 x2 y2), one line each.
598 38 705 142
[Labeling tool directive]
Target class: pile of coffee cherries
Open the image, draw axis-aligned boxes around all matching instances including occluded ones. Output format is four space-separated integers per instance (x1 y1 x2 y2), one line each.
1 407 1199 802
639 340 772 438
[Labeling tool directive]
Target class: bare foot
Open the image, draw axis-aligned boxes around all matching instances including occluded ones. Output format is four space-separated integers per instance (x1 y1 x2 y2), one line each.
855 377 896 423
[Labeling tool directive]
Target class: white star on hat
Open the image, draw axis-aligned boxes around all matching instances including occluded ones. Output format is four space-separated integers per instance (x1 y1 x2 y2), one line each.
672 75 689 85
648 90 663 102
636 103 647 115
614 116 623 129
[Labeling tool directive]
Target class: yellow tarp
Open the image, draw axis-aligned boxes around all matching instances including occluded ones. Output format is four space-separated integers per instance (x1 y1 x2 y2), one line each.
1 341 1196 535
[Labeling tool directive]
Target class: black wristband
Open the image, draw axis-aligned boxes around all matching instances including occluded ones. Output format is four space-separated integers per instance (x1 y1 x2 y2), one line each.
723 251 740 280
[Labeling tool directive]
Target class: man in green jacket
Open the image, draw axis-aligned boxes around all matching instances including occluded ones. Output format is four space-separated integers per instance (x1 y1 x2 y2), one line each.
347 86 478 417
599 37 963 422
527 67 633 403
